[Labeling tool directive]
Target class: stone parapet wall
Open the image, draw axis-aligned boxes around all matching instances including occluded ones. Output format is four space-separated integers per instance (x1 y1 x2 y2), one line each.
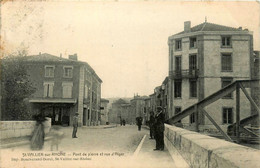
0 118 51 140
165 124 260 168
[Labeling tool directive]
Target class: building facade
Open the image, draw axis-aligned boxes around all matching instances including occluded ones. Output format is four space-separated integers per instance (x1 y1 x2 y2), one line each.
130 95 148 125
108 99 129 124
24 53 102 126
144 97 151 125
100 98 109 125
168 21 254 131
149 93 157 113
121 104 131 124
251 51 260 126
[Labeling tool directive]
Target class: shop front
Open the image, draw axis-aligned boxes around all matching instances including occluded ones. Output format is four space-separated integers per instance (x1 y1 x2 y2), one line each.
29 98 77 126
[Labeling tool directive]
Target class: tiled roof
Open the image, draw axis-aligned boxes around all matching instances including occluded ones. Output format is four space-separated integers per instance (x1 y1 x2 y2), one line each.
24 53 78 63
176 22 245 35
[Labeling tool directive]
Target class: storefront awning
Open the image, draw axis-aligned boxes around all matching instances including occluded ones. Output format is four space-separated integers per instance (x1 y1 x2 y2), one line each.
29 98 77 104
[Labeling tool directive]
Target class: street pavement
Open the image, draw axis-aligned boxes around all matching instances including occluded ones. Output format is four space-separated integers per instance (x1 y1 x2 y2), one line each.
1 125 184 168
132 134 177 168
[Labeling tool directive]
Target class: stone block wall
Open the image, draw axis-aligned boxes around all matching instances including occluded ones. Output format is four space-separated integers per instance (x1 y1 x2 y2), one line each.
165 124 260 168
0 118 51 140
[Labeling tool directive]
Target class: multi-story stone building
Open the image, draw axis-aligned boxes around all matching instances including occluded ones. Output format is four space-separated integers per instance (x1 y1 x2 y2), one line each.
154 77 169 120
251 51 260 126
108 98 128 124
144 97 151 125
100 98 109 125
130 95 148 125
23 53 102 126
121 103 131 124
168 21 254 130
149 93 156 113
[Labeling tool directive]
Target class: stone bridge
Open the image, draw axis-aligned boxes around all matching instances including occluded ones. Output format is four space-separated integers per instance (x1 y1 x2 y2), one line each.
164 124 260 168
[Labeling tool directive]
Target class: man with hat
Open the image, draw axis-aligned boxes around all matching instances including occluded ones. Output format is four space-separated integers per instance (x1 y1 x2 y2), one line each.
72 112 79 138
154 106 165 151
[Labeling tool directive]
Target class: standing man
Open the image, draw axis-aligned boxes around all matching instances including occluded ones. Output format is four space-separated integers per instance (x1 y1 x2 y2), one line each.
149 111 155 139
154 106 165 151
72 112 79 138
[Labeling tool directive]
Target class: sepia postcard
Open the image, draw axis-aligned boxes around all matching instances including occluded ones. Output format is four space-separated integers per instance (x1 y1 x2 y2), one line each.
0 0 260 168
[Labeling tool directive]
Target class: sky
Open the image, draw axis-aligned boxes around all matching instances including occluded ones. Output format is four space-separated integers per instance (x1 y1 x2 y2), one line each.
1 1 259 98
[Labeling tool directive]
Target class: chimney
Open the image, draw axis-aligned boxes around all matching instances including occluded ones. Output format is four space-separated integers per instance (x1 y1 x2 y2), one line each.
39 52 41 56
184 21 191 33
60 53 62 58
69 53 78 61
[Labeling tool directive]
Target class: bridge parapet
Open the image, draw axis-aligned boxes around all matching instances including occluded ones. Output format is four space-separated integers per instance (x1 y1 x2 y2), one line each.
165 124 260 168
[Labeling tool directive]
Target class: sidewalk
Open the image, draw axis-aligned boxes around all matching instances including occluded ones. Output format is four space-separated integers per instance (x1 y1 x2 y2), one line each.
133 134 178 168
134 134 188 168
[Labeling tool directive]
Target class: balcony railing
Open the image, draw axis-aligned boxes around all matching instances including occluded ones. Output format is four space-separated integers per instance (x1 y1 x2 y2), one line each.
169 69 199 79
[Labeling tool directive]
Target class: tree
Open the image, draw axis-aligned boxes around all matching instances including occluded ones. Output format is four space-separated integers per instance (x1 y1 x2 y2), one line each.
1 53 36 120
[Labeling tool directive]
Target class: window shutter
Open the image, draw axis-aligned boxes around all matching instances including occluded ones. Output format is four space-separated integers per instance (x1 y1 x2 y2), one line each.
49 84 53 98
44 84 48 97
63 84 72 98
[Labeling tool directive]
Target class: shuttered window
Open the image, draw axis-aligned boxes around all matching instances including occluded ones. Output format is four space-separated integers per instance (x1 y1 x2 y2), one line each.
221 53 232 71
45 66 54 77
62 82 73 98
43 82 54 98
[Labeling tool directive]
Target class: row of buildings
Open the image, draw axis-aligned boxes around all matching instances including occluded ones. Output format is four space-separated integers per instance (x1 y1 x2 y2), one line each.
107 21 259 133
2 20 258 132
2 53 104 127
107 95 148 125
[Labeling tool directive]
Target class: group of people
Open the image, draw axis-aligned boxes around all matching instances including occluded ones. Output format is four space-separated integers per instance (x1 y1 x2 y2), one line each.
135 106 165 151
149 106 165 151
120 118 126 126
30 112 76 151
30 113 65 151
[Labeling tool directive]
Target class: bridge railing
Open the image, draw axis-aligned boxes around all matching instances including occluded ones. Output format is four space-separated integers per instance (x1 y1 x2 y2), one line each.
166 80 260 142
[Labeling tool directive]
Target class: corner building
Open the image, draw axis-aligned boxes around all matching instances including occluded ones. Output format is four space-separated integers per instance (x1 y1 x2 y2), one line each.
25 53 102 127
168 21 254 131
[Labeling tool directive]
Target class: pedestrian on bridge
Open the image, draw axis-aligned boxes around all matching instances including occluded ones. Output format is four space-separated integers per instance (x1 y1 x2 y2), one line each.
154 106 165 151
136 117 142 131
30 114 46 150
72 112 79 138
